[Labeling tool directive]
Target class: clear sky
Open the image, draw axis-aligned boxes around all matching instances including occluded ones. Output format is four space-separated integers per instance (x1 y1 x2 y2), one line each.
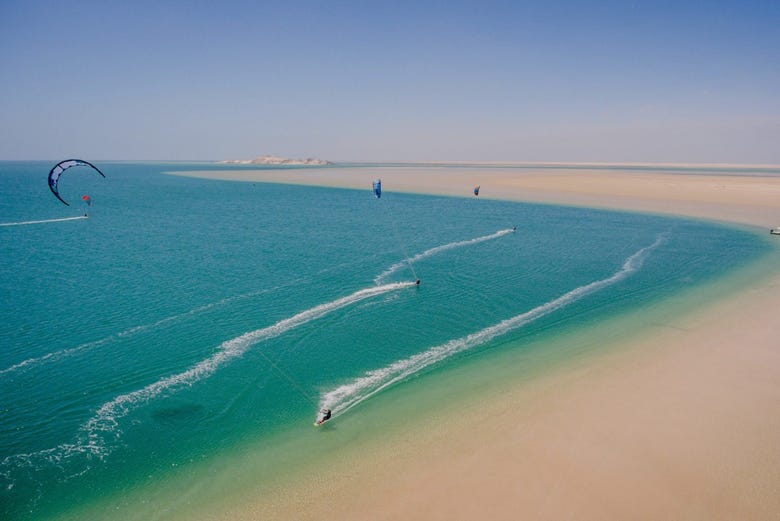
1 0 778 163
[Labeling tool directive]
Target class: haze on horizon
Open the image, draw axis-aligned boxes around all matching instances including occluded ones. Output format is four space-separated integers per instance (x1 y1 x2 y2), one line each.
0 1 778 164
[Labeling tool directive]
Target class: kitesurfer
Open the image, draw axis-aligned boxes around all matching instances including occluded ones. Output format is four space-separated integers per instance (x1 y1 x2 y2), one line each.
48 159 105 206
415 279 421 285
316 408 332 425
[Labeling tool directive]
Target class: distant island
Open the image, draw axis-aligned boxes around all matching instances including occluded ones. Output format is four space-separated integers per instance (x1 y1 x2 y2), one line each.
217 155 331 166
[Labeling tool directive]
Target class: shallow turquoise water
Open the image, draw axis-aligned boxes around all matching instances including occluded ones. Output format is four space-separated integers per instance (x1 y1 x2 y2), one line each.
0 161 772 519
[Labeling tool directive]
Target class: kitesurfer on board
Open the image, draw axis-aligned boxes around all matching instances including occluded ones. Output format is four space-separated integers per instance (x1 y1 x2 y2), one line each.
316 408 332 425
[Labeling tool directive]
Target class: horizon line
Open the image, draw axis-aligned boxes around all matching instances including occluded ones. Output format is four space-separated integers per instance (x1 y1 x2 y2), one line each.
2 159 780 169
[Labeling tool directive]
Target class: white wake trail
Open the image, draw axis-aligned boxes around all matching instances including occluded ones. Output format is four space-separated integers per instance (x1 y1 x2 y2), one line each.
0 288 279 377
80 281 416 452
1 281 417 478
374 228 515 285
2 229 511 376
0 216 88 227
321 235 666 416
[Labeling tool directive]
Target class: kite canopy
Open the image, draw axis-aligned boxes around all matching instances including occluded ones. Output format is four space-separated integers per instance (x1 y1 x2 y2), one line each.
48 159 105 206
373 179 381 199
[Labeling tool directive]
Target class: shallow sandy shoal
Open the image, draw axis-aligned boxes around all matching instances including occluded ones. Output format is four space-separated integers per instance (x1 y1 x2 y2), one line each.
172 165 780 520
170 165 780 227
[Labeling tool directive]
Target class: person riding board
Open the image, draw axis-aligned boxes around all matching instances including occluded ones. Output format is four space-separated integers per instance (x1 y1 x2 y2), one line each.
316 408 332 425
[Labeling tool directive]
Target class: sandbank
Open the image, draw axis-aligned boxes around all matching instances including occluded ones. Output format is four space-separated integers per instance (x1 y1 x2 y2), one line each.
171 164 780 227
171 164 780 520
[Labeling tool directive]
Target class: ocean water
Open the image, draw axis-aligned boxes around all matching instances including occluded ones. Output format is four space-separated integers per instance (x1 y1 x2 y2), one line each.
0 161 772 519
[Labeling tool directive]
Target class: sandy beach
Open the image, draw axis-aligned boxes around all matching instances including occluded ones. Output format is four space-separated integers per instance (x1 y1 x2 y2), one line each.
172 164 780 520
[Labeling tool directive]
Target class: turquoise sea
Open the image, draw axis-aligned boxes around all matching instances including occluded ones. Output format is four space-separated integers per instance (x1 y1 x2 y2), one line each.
0 161 774 520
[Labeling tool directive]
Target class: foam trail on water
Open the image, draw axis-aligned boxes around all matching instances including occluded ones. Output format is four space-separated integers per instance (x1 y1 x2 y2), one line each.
2 230 508 376
80 281 416 453
0 216 88 227
1 282 416 487
1 282 415 473
0 337 112 376
0 287 283 377
374 228 515 285
322 235 666 416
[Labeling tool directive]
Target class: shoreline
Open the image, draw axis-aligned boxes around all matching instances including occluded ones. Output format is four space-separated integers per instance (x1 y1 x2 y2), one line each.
169 165 780 228
328 161 780 172
169 165 780 519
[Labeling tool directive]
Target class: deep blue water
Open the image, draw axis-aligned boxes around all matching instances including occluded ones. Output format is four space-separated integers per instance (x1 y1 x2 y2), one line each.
0 161 771 519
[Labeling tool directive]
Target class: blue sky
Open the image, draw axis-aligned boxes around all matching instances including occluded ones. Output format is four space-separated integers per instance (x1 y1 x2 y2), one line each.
1 0 778 162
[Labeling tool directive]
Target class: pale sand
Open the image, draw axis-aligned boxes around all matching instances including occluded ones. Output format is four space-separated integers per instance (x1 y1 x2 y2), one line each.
172 165 780 520
171 165 780 227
